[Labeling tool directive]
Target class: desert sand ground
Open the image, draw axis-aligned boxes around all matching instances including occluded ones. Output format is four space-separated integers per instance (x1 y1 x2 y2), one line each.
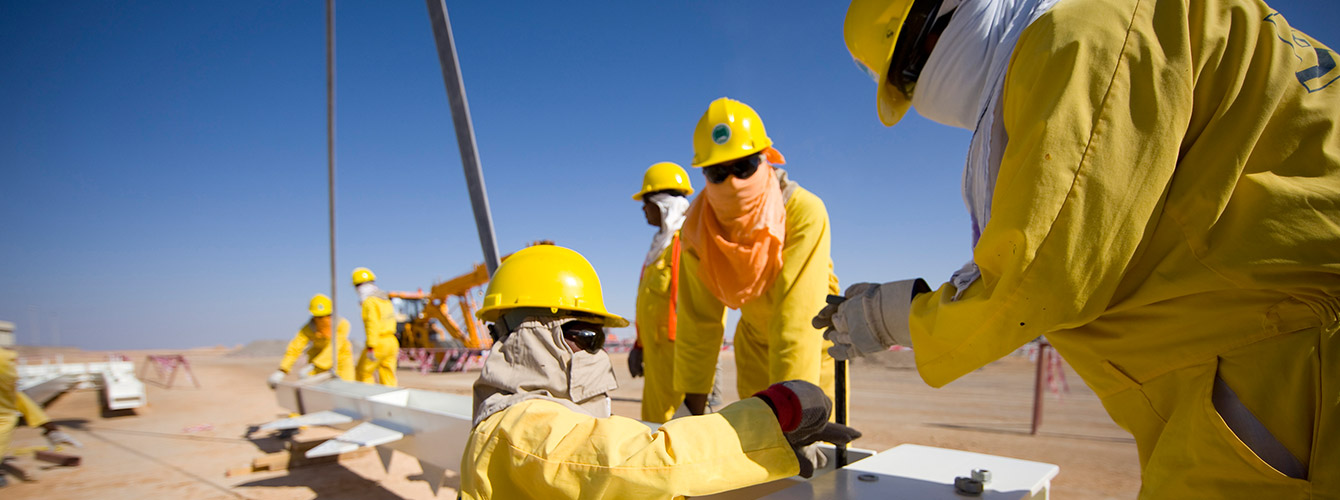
3 346 1140 499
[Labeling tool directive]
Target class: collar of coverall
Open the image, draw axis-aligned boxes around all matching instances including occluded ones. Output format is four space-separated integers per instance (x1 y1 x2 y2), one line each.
471 311 618 427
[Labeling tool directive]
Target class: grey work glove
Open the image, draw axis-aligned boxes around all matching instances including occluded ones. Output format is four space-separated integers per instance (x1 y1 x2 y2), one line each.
754 380 862 478
44 429 82 449
627 345 644 378
813 280 929 360
267 370 286 389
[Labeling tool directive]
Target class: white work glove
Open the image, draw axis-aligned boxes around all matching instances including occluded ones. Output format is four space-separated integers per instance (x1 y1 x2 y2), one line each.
45 429 83 449
267 370 286 389
813 279 929 360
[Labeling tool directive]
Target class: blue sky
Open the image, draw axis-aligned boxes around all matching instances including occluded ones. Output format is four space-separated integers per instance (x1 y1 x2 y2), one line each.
3 1 1338 350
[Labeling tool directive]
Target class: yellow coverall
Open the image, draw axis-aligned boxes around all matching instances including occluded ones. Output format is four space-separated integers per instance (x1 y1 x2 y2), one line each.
906 0 1339 496
635 233 684 423
677 186 839 401
1 348 50 456
279 317 355 380
461 397 796 499
356 295 399 386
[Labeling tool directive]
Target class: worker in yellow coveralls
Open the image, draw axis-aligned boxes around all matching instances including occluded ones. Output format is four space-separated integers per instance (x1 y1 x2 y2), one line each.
1 347 81 486
461 244 860 499
267 294 355 388
629 161 694 423
352 267 399 386
675 98 840 423
829 0 1340 496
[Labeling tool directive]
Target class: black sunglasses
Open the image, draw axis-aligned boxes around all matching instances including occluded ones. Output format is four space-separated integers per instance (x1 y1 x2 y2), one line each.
703 154 762 184
561 321 606 354
887 0 948 99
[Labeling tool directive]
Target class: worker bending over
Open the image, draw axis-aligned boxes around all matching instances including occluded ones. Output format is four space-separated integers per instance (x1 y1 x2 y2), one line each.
1 347 81 486
830 0 1340 496
676 98 840 417
461 244 860 499
352 267 399 386
267 294 355 388
629 161 694 423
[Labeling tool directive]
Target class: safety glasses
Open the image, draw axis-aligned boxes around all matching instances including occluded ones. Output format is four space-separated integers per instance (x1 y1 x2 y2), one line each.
703 154 762 184
561 321 606 354
886 0 947 98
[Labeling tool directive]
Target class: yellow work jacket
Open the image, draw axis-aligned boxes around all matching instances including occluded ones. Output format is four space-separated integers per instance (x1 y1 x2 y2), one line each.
676 186 840 396
905 0 1340 489
1 347 49 429
361 295 398 346
636 233 680 345
278 317 354 377
460 397 796 499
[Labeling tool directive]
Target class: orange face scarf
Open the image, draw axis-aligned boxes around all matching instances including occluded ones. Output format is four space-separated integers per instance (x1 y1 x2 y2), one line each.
682 148 788 308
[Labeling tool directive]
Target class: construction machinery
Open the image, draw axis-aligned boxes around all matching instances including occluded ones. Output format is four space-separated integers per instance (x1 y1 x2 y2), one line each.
389 262 490 351
386 263 491 374
386 241 557 373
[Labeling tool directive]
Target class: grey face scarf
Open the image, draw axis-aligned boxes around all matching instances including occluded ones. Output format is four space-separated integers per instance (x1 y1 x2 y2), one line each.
471 312 619 427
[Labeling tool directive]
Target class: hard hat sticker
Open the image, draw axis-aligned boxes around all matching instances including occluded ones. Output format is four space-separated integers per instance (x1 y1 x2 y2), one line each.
712 124 731 145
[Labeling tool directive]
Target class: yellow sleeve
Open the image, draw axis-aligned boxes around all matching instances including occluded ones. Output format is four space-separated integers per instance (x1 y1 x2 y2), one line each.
16 391 51 428
674 249 728 394
765 189 836 384
337 318 354 375
361 300 377 339
363 297 397 341
278 324 312 374
462 398 796 499
909 0 1188 387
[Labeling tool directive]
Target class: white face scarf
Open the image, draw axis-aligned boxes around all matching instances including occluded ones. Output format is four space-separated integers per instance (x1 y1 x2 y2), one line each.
909 0 1062 296
356 282 381 304
643 192 691 268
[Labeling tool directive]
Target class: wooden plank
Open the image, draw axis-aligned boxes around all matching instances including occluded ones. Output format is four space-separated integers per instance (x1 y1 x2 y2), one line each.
34 450 81 466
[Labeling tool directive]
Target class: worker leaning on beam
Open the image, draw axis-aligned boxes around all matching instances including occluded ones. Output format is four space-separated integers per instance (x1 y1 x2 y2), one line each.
352 267 399 387
1 347 81 482
267 294 355 388
461 244 860 499
826 0 1340 496
675 98 841 420
628 162 694 423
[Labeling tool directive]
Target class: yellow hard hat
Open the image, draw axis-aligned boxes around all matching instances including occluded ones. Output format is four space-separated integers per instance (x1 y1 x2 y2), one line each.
844 0 919 126
475 245 629 327
691 98 773 168
632 162 694 200
309 294 333 317
351 267 376 286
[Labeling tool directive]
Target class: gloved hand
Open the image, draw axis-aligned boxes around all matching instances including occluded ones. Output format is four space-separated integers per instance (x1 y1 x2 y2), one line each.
754 380 862 478
627 345 644 378
267 370 286 389
813 280 928 360
44 428 83 449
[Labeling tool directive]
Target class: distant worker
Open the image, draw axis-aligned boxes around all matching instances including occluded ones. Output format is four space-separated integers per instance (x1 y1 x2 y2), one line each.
352 267 399 387
267 294 355 388
462 244 859 499
676 98 840 419
831 0 1340 496
629 161 694 423
1 347 81 485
